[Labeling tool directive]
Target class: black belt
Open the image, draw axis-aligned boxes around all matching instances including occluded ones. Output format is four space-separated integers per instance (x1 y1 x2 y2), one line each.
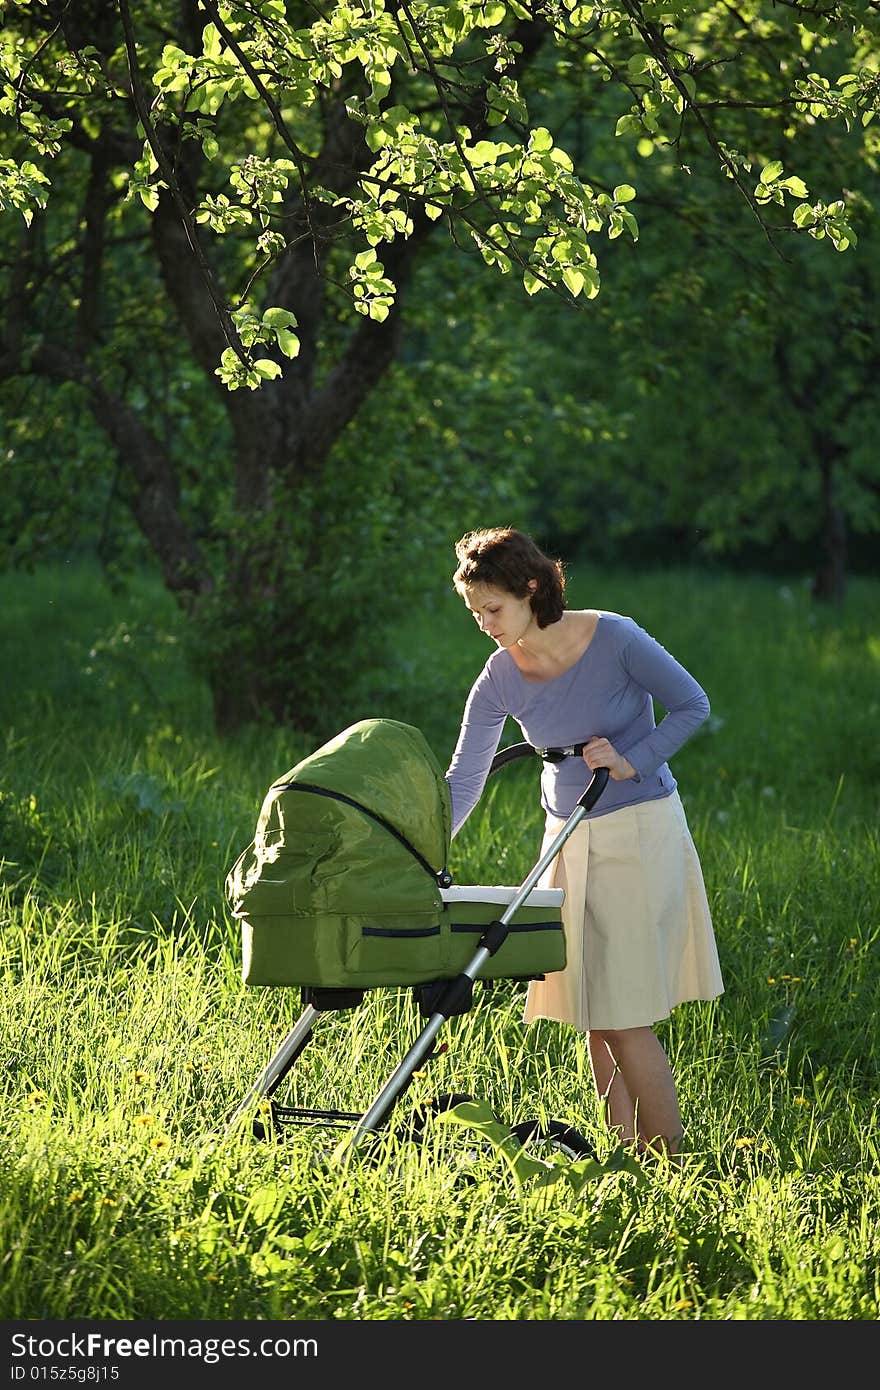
534 742 588 764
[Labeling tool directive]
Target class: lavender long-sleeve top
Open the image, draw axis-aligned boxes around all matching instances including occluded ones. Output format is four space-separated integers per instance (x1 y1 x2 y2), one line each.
445 611 710 837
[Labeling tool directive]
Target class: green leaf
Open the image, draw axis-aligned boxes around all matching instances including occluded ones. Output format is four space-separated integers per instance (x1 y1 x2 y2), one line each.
370 69 391 101
760 160 783 183
253 359 281 380
263 307 298 329
471 140 500 166
528 127 553 153
562 267 585 297
613 183 636 203
615 114 641 137
780 176 809 198
275 329 300 358
202 22 222 59
434 1099 510 1143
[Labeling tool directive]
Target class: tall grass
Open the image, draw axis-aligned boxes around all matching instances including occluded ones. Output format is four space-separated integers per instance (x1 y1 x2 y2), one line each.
1 560 878 1320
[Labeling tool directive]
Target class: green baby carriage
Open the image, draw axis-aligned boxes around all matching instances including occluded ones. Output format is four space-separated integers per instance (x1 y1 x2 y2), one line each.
224 717 607 1154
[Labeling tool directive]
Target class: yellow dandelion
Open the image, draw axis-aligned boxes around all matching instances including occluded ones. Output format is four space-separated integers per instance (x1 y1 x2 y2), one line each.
131 1070 149 1083
793 1096 810 1107
150 1135 170 1151
67 1191 85 1204
734 1137 756 1148
789 976 802 983
849 938 857 949
101 1197 118 1208
674 1298 693 1310
134 1113 156 1127
767 977 776 984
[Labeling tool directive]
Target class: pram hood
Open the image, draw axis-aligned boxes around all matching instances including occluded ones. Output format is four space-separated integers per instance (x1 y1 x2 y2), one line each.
273 717 452 874
226 719 452 936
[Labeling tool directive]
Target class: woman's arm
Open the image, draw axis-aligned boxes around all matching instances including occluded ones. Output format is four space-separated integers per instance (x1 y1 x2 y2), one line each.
617 624 710 780
445 666 508 837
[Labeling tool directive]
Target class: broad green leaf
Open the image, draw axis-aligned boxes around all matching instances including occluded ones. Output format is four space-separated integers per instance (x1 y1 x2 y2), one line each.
562 267 585 296
528 127 553 153
471 140 500 166
263 307 298 329
615 114 641 137
202 23 222 59
275 329 300 358
254 359 281 379
780 175 809 198
370 69 391 100
613 183 636 203
760 160 783 183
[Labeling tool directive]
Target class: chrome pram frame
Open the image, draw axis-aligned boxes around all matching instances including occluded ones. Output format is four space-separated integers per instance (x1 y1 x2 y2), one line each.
225 743 608 1156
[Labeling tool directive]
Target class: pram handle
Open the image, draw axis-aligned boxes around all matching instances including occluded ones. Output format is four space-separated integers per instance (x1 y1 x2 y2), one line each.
489 742 610 814
489 741 537 774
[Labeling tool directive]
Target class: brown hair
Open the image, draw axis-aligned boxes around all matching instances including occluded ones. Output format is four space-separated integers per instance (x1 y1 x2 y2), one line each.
452 526 566 628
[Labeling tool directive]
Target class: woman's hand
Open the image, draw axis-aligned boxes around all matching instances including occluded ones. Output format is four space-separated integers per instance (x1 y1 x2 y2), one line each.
583 736 636 782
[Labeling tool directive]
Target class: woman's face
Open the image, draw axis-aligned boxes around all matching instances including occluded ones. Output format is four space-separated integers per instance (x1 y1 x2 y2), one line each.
463 581 536 648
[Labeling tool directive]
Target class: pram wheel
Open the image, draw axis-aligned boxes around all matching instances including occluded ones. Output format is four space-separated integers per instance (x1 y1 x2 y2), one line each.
509 1118 595 1160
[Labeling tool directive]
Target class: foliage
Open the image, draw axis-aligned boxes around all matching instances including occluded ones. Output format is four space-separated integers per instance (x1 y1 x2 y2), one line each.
1 2 878 727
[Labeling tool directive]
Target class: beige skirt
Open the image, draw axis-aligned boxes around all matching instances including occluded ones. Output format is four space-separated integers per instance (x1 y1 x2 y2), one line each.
523 790 724 1033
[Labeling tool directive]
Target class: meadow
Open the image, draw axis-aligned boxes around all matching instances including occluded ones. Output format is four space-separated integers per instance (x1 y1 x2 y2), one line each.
1 558 878 1321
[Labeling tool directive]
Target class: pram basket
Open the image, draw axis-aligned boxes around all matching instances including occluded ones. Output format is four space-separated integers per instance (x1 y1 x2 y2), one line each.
224 718 608 1154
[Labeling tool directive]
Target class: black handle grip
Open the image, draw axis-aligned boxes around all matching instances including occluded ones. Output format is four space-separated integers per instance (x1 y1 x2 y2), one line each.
577 765 609 811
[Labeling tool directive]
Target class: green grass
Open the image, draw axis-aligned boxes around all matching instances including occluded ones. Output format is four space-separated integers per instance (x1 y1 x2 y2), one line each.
1 560 878 1320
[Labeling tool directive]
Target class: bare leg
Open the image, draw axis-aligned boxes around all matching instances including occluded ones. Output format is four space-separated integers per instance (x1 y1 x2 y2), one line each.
587 1031 636 1147
589 1026 683 1157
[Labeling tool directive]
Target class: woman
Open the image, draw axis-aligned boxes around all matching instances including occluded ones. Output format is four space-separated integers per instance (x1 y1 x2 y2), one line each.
445 526 724 1158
